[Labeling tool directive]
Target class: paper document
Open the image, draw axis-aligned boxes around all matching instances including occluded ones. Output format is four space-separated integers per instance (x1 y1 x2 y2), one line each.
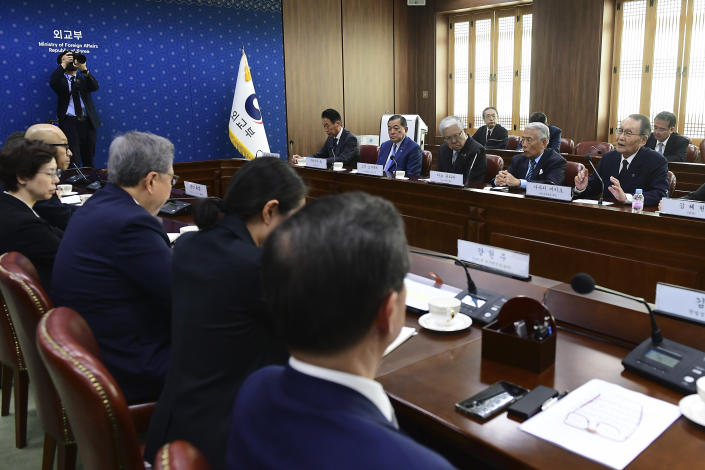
383 326 416 356
520 379 680 469
573 199 614 206
404 275 458 311
60 195 81 205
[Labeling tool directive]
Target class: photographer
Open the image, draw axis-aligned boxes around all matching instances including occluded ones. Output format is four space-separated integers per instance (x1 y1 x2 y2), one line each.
50 50 101 168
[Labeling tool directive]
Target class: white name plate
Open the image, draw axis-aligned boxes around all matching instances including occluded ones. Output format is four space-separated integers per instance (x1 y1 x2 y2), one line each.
357 163 384 176
526 182 572 201
660 198 705 220
305 157 328 169
656 283 705 325
429 170 464 187
184 181 208 198
457 239 530 279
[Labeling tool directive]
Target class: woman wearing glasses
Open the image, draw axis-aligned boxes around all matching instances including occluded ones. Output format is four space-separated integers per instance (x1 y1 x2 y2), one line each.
0 139 63 289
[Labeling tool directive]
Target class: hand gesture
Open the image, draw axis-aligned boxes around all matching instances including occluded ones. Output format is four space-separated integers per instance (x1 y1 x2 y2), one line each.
574 164 588 190
607 176 628 203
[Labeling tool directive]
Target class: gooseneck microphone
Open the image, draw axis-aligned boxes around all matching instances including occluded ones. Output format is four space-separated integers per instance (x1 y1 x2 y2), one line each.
570 272 663 345
583 147 604 205
67 162 90 184
409 248 477 295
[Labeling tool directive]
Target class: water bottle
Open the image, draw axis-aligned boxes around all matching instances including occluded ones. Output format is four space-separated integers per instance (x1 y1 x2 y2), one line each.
632 188 644 213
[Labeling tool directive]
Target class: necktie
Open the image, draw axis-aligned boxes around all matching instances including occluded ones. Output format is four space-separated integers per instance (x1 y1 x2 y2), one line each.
657 142 664 154
618 159 629 180
486 128 492 143
70 76 83 117
452 150 458 165
526 159 536 181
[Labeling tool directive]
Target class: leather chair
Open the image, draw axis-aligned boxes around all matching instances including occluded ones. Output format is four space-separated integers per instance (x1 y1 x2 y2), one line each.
667 171 677 197
686 143 700 163
560 137 575 154
0 291 28 449
700 140 705 163
359 144 379 164
37 306 157 470
575 141 614 156
507 135 521 150
564 161 581 187
154 441 211 470
421 150 432 178
485 154 504 183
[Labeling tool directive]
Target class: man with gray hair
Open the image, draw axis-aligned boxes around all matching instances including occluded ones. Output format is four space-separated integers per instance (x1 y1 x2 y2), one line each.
51 131 175 403
437 116 486 184
494 121 567 188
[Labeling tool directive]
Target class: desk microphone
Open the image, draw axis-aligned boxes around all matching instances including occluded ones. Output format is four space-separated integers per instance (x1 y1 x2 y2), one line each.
255 150 281 159
65 162 90 185
583 147 604 205
570 272 662 345
328 145 337 168
408 248 477 295
465 152 478 185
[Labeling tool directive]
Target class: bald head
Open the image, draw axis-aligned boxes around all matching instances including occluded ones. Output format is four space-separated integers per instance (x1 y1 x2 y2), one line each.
25 124 71 170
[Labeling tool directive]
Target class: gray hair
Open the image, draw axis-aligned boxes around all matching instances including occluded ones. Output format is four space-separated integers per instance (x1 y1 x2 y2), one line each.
107 131 174 187
524 122 549 143
439 116 465 134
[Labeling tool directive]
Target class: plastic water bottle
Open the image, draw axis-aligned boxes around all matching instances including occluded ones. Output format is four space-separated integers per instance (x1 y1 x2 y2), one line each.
632 188 644 213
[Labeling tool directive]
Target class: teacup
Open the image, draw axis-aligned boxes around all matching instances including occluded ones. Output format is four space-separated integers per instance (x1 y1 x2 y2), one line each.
333 161 344 171
697 376 705 403
395 170 406 179
428 297 460 326
296 156 307 165
57 184 72 196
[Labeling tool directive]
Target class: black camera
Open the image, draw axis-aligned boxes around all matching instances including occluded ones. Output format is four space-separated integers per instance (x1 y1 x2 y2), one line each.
73 52 87 64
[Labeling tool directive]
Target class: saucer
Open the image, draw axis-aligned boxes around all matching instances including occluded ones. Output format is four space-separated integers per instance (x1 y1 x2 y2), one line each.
295 162 306 167
418 313 472 332
59 191 78 196
349 169 358 174
679 394 705 427
333 167 346 172
395 176 409 181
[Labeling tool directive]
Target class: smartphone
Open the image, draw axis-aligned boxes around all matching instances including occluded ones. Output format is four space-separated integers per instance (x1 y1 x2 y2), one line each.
455 381 528 420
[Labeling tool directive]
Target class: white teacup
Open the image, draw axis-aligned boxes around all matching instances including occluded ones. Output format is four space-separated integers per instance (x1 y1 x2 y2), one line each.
395 170 405 179
57 184 72 195
333 161 343 171
428 297 461 326
697 376 705 403
296 156 307 165
78 194 91 204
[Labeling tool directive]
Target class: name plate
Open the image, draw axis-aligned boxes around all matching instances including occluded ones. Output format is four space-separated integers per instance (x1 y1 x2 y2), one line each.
357 163 384 176
429 170 464 187
526 182 572 201
306 157 328 169
457 239 530 279
660 198 705 220
656 283 705 325
184 181 208 198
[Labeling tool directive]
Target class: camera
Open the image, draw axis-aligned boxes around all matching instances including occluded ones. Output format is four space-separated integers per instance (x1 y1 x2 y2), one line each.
73 52 87 64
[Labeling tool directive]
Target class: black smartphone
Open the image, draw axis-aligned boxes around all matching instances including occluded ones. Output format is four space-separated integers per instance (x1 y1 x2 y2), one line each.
455 381 528 420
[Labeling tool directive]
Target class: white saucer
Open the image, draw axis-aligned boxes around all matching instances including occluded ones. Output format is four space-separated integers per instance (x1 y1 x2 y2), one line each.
59 191 78 196
333 168 346 172
349 169 358 174
679 394 705 426
395 176 409 181
295 162 306 167
418 313 472 332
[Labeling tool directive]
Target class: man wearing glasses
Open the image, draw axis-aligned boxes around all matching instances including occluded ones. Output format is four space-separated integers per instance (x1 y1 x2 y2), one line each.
645 111 689 163
437 115 486 184
574 114 668 206
52 131 175 404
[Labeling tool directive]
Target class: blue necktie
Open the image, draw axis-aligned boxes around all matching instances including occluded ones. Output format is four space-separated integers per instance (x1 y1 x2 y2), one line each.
526 159 536 181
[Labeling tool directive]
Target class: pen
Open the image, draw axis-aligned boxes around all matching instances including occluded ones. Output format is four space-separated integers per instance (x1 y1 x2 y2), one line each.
540 391 569 411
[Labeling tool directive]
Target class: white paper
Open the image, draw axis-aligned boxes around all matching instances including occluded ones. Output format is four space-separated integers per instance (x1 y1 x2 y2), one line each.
404 274 459 311
573 199 614 206
357 163 384 176
59 194 81 205
520 379 681 470
526 182 573 201
306 157 327 169
184 181 208 198
655 283 705 325
660 198 705 220
429 170 464 187
167 233 181 243
383 326 417 356
457 239 530 279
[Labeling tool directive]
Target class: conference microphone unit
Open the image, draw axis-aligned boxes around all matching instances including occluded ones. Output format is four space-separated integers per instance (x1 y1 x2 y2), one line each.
255 151 281 158
64 162 91 185
570 272 705 394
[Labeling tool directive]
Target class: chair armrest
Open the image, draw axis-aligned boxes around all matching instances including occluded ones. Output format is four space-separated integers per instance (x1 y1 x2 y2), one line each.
128 401 156 433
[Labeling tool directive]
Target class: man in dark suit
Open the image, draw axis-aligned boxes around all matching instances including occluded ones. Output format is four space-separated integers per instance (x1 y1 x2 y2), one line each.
529 112 562 153
574 113 668 206
49 51 101 168
292 108 359 166
51 131 174 404
376 114 422 176
437 115 486 184
494 122 567 188
227 192 454 470
645 111 689 162
472 106 509 149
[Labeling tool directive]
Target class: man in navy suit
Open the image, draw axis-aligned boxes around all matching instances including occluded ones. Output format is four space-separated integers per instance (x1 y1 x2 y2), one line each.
472 106 509 149
494 122 567 188
292 108 359 166
227 192 454 470
529 112 562 153
376 114 422 176
645 111 690 163
574 113 668 206
51 131 175 404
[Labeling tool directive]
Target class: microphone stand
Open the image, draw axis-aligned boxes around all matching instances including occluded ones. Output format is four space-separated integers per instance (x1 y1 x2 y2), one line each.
408 248 477 295
583 146 604 205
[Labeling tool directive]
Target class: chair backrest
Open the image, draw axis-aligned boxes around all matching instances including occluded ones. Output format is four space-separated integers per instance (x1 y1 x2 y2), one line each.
575 141 614 156
485 154 504 182
564 161 580 187
154 441 211 470
359 144 379 164
667 171 677 197
507 135 521 150
421 150 432 178
560 137 575 154
37 307 144 470
686 143 700 163
0 291 25 373
700 140 705 163
0 252 72 443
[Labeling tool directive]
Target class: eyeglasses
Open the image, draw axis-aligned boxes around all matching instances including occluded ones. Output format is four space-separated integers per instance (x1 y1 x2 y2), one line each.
442 132 465 142
48 143 70 150
38 169 62 178
167 174 179 187
615 128 645 137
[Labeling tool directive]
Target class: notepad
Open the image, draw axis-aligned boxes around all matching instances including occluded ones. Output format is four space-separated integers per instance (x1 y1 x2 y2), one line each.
383 326 417 356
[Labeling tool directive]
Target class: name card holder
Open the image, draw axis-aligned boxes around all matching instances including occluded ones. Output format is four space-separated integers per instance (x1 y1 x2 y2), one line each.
429 170 464 187
184 181 208 198
357 163 384 176
306 157 328 170
655 283 705 326
660 198 705 220
525 182 573 202
457 239 530 281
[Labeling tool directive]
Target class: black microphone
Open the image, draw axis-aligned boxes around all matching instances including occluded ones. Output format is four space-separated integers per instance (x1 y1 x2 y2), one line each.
570 272 663 345
65 162 90 184
408 248 477 295
582 151 604 205
465 152 478 185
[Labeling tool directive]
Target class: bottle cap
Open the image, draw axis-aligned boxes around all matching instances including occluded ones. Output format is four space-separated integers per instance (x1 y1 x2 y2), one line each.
635 188 643 194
